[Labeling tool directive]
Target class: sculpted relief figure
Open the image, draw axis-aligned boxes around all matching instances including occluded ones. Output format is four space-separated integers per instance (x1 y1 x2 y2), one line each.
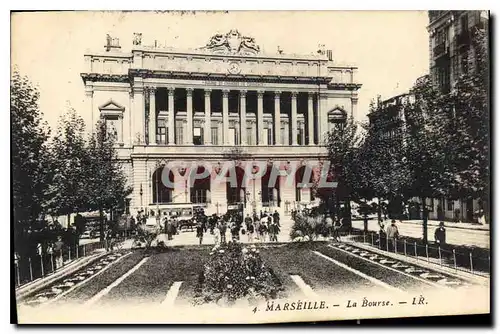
201 29 260 55
133 32 142 46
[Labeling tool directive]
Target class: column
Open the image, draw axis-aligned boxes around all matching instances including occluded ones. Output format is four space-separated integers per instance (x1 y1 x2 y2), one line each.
351 96 358 119
307 92 314 145
186 88 193 145
274 91 281 145
133 85 145 144
291 91 298 145
318 93 328 144
204 89 212 145
222 89 230 145
85 88 94 135
167 87 175 145
148 87 156 145
257 90 265 145
240 90 247 145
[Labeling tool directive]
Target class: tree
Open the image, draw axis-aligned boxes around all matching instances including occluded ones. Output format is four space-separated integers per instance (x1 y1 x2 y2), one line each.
11 70 52 230
360 99 412 221
404 76 452 242
86 121 132 241
47 106 89 225
322 116 364 221
445 24 489 220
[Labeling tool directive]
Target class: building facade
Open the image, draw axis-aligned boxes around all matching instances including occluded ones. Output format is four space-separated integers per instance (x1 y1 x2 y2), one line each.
428 10 488 93
81 30 361 217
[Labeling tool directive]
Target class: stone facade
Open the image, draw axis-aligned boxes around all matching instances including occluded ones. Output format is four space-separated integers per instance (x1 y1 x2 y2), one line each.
81 29 361 216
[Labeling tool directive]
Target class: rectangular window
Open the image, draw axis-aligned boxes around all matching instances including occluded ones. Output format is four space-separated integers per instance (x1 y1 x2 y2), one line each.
175 121 184 145
246 127 253 145
447 199 454 211
267 128 273 145
211 127 218 145
190 188 207 204
193 127 203 145
228 128 236 146
297 128 304 145
280 127 286 145
156 126 167 145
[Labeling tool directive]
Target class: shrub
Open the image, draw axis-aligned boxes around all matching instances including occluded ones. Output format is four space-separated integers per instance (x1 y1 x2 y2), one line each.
193 242 282 306
289 212 327 241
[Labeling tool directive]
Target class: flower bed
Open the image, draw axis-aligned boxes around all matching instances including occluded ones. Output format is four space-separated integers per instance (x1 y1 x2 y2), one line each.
193 242 283 306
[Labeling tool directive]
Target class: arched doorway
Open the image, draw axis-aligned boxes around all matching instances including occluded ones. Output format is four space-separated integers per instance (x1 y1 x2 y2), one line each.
261 164 281 209
226 165 246 205
189 165 211 204
295 165 315 203
152 166 174 204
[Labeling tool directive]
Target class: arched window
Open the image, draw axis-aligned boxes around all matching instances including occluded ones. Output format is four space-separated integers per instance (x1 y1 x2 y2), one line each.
295 165 315 202
152 166 174 204
226 166 246 205
261 165 281 207
190 166 211 204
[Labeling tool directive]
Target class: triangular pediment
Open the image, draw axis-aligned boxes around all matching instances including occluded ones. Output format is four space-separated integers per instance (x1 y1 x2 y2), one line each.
328 106 347 120
99 99 125 111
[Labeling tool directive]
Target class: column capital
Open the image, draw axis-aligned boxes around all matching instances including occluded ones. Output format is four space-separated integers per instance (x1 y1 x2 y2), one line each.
186 87 194 96
168 87 175 96
204 88 212 96
222 89 230 97
85 90 94 97
308 91 316 98
146 86 156 94
257 90 265 98
239 89 247 96
291 91 298 98
351 97 359 103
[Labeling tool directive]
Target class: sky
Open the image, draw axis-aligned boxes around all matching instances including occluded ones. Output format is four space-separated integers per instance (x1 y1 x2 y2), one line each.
11 10 430 130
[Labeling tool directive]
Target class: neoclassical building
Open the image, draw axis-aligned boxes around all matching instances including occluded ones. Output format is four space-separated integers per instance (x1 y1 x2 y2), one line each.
81 30 361 216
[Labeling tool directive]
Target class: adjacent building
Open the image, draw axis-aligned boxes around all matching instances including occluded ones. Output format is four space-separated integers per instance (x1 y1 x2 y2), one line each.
81 29 361 217
428 10 488 93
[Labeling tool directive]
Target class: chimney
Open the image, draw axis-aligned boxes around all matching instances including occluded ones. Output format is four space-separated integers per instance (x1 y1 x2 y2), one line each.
326 49 333 61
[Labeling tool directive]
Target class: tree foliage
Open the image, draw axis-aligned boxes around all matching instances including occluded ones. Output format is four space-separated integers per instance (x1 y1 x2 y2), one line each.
11 70 52 226
47 107 88 217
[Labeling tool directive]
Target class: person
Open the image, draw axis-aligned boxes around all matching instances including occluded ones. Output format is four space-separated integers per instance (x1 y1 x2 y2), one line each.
196 221 204 245
273 210 280 227
213 222 221 246
386 219 399 252
245 214 253 231
258 218 268 242
166 219 173 240
230 219 240 242
219 219 227 244
254 218 261 242
269 221 280 242
247 220 255 242
53 236 64 269
105 227 114 251
434 221 446 246
333 217 343 242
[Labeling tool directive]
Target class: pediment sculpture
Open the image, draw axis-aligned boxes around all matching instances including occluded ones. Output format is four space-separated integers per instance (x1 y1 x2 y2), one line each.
200 29 260 55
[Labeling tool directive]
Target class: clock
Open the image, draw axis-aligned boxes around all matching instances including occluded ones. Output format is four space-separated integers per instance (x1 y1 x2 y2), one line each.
228 62 241 75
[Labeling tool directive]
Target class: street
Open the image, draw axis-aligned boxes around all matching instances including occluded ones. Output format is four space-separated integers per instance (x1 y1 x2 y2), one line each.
351 220 490 249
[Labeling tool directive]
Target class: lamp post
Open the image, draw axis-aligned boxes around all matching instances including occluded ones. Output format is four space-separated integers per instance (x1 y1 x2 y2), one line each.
215 202 220 215
139 183 143 211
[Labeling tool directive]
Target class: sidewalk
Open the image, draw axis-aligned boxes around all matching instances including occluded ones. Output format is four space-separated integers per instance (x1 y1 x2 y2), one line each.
16 250 107 300
401 219 489 231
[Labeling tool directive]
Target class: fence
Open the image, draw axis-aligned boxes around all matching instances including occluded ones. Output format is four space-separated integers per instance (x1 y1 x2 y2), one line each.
14 240 106 288
345 229 490 277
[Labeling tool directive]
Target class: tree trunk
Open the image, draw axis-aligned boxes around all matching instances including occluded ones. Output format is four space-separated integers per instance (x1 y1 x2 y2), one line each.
67 213 71 228
377 198 382 224
421 197 428 243
99 208 105 242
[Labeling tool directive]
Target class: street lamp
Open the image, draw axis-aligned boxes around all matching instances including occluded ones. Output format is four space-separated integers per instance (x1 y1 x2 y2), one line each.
139 183 143 211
